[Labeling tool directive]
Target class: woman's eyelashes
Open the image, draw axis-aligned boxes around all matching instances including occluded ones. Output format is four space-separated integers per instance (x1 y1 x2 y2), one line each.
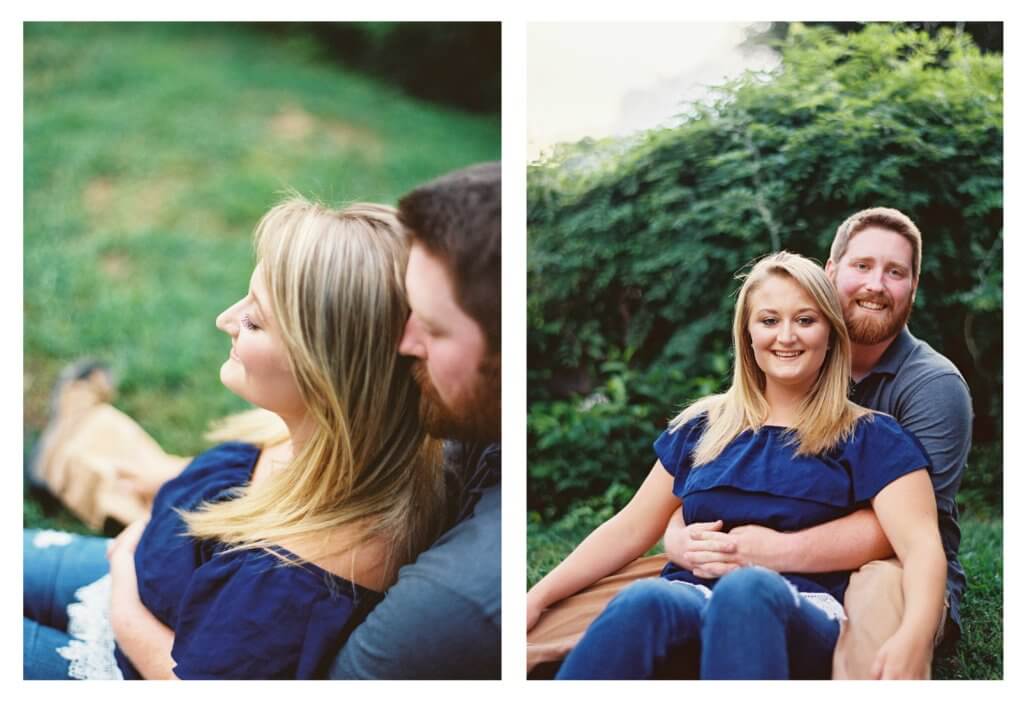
241 313 260 331
760 315 817 327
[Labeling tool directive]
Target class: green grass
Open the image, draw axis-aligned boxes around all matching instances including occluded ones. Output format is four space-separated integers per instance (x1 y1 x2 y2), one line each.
24 22 498 463
528 505 1003 680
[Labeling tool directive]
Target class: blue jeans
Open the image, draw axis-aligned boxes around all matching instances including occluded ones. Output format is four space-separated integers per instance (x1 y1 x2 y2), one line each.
557 567 841 679
23 529 111 680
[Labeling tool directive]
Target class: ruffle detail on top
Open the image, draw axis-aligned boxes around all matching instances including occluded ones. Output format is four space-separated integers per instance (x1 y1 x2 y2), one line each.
56 574 124 680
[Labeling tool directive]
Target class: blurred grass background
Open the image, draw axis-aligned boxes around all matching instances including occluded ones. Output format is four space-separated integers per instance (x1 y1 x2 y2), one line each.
24 22 499 532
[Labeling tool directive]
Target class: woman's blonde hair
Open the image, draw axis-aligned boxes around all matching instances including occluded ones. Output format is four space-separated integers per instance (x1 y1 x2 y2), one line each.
182 197 445 583
669 251 870 465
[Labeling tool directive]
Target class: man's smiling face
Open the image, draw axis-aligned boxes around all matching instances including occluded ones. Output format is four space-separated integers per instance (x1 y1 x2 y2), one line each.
827 226 916 346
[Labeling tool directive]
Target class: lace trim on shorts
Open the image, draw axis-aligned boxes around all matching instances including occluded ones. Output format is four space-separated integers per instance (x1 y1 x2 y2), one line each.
32 530 74 548
56 574 124 680
797 591 847 621
669 578 848 622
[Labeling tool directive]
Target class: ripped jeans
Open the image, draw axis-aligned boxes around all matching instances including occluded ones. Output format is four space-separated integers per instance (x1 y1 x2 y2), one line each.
23 529 112 680
557 567 842 680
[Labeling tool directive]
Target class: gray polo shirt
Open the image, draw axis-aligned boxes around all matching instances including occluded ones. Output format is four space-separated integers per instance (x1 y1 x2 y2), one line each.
329 443 501 679
850 328 972 642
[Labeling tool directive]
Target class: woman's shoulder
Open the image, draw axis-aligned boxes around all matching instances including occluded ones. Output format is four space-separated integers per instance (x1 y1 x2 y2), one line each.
664 396 720 437
268 530 391 593
842 411 930 468
186 441 262 473
197 542 382 602
151 442 260 508
849 411 916 445
203 440 262 460
655 406 713 478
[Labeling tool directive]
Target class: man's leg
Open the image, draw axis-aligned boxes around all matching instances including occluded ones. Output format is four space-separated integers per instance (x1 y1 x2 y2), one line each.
527 553 668 674
832 558 903 678
832 558 945 679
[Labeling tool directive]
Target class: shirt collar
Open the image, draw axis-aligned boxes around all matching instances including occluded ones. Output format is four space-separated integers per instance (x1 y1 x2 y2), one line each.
861 326 915 378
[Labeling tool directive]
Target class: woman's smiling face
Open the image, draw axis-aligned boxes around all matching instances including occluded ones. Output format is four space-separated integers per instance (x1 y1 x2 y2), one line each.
746 273 831 396
215 263 305 420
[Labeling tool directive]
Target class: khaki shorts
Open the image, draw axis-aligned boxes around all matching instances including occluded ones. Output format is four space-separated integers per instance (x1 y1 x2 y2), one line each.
527 554 668 674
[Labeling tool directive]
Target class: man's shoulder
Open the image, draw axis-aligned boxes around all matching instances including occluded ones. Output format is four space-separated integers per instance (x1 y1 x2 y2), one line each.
428 485 500 564
892 331 969 394
400 484 500 611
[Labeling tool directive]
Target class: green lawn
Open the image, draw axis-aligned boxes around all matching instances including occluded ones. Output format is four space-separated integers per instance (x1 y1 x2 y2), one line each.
24 22 499 461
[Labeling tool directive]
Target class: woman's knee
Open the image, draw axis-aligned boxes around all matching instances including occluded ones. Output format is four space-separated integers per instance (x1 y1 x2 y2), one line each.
23 529 110 627
606 579 703 625
609 579 672 613
710 567 798 613
23 617 73 680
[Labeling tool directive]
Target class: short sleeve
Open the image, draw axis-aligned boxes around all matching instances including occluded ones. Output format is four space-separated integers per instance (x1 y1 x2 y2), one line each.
845 414 932 503
654 415 706 483
171 551 356 679
892 372 972 513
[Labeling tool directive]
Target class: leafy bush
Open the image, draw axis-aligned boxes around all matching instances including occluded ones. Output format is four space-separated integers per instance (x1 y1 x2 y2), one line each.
957 442 1003 520
528 24 1002 515
528 352 726 514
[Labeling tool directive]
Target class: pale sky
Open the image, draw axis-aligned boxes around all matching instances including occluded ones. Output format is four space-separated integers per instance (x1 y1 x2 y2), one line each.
528 23 780 162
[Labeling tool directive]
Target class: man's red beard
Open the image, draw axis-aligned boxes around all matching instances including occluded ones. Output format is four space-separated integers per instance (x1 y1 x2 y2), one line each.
843 290 912 345
412 354 501 444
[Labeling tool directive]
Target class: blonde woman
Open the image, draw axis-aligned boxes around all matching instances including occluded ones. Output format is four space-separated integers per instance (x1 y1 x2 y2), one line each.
24 198 446 679
527 252 945 679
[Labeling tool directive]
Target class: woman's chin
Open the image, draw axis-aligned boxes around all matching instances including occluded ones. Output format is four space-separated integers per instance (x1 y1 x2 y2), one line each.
219 361 242 395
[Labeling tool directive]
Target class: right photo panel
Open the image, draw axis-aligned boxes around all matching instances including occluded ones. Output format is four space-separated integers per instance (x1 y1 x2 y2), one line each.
526 22 1003 680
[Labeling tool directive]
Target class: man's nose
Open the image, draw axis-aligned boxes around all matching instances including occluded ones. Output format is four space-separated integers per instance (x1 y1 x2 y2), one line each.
398 317 426 358
863 267 885 292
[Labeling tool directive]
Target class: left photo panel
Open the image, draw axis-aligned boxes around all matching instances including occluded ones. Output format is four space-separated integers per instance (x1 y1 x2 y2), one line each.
23 21 501 680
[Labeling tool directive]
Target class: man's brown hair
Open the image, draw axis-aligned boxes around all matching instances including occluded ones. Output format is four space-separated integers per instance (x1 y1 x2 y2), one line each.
398 162 501 352
829 207 923 279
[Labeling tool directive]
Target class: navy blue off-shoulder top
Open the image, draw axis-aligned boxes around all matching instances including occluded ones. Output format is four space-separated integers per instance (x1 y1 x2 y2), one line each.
655 413 930 603
115 442 381 679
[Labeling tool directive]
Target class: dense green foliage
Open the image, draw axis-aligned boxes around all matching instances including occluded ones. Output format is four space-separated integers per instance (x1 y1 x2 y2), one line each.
753 22 1003 55
527 24 1002 516
24 23 498 522
264 22 500 114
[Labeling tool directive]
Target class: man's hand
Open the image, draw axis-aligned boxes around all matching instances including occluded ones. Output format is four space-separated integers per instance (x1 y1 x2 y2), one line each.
726 523 790 573
870 627 933 679
663 508 794 578
663 510 741 578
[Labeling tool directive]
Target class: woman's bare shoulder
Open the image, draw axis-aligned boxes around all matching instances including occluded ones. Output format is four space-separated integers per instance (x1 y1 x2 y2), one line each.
277 529 391 593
